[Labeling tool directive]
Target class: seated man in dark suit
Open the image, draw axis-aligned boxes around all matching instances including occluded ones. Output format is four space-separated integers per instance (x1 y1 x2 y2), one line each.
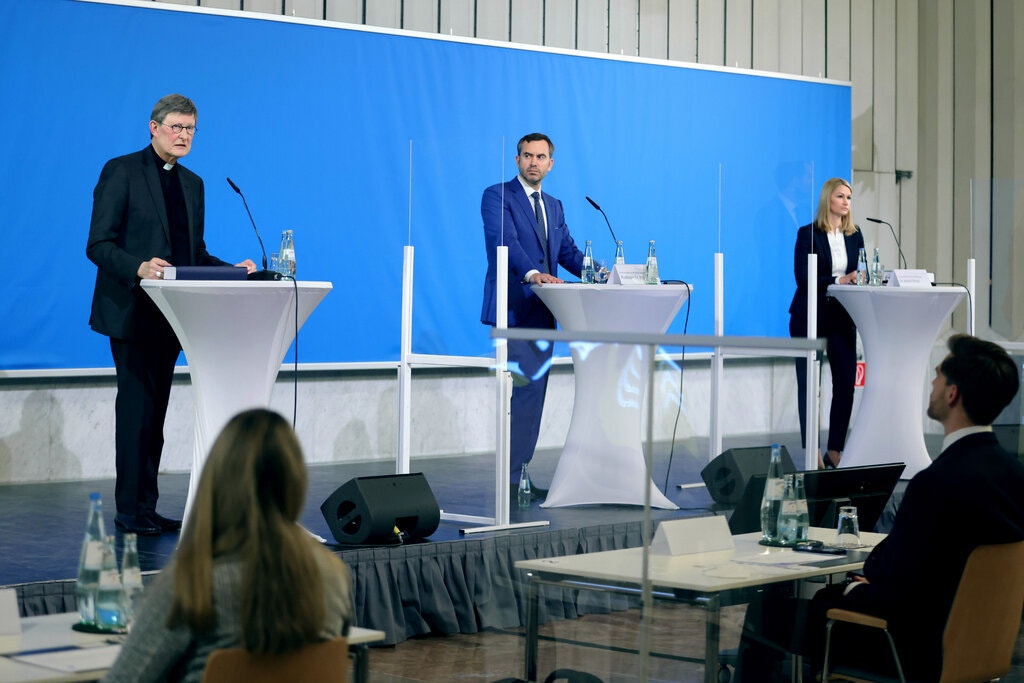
735 334 1024 682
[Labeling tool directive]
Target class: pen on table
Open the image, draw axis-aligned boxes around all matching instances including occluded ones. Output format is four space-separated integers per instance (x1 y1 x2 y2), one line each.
9 645 79 656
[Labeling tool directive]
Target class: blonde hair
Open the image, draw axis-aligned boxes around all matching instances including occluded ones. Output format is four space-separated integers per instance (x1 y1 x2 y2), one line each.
169 409 334 654
813 177 858 236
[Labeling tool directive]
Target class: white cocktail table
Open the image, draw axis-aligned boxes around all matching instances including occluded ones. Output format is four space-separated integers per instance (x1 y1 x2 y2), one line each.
828 285 964 478
530 284 691 508
141 280 332 519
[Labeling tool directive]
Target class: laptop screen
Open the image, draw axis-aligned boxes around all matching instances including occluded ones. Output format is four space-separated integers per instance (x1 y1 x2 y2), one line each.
727 462 906 535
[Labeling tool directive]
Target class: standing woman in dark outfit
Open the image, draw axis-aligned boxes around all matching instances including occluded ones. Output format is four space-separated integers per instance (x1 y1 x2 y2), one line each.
788 177 864 469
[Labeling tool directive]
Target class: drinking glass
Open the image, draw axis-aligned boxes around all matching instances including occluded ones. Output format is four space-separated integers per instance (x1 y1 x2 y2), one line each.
270 252 280 274
835 506 861 548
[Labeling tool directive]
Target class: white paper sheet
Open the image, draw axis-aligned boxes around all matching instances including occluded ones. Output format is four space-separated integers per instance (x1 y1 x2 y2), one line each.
10 643 121 673
731 550 830 566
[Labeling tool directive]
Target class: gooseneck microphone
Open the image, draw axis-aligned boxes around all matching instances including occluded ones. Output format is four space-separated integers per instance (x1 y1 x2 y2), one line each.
865 217 908 269
585 196 619 246
227 177 280 281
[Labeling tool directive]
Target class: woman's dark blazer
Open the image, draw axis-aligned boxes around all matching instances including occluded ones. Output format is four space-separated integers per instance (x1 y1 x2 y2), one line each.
788 222 865 335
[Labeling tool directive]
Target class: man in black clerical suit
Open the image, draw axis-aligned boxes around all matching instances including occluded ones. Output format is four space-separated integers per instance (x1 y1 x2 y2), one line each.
86 94 254 535
735 334 1024 682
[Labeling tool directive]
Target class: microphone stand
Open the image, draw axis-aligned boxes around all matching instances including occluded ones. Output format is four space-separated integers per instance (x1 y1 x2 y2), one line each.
227 177 280 281
585 196 619 247
866 217 908 270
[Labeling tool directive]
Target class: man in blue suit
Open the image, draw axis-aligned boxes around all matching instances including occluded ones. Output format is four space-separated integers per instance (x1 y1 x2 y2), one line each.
480 133 585 500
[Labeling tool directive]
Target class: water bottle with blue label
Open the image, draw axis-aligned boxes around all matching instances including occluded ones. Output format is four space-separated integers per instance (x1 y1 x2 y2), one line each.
279 229 296 278
76 493 105 625
794 472 810 542
777 474 800 545
95 535 125 630
870 247 883 286
759 444 785 544
581 240 595 284
645 240 659 284
518 463 532 508
121 533 144 631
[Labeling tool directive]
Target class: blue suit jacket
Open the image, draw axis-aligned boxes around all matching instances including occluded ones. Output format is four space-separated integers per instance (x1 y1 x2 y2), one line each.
787 223 865 336
480 178 584 328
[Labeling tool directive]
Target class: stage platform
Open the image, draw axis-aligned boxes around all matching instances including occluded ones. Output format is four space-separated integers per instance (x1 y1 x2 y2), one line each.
1 439 738 643
1 434 897 647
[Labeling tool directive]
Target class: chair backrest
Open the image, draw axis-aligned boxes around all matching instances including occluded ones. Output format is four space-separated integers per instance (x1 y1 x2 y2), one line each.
201 637 349 683
940 540 1024 683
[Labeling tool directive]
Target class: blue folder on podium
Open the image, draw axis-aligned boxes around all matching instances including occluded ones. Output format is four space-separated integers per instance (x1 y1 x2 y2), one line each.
162 266 247 280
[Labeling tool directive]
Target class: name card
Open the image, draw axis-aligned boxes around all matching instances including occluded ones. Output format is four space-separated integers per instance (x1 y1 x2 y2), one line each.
608 264 649 285
0 588 20 635
651 515 734 556
887 269 933 287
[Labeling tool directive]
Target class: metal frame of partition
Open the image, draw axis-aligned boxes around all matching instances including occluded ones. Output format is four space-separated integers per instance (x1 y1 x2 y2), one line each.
398 242 831 532
398 245 548 533
709 253 824 472
494 324 824 681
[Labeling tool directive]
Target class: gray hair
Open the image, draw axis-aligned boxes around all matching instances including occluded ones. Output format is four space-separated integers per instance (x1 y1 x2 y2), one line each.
151 94 197 124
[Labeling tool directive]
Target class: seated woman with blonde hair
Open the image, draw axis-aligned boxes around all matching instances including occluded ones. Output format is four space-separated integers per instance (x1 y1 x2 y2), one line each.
104 408 352 683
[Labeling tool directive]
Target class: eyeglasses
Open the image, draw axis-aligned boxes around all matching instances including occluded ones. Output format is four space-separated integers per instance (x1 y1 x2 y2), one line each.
160 122 197 135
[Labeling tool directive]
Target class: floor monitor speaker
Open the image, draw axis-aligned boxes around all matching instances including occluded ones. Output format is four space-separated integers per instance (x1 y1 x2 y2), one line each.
320 473 440 545
700 445 796 505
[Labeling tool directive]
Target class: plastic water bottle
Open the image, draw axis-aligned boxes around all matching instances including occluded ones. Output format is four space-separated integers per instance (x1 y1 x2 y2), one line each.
95 535 125 630
856 247 868 285
581 240 595 284
759 444 785 544
793 472 810 542
518 463 532 508
278 229 296 277
870 247 883 286
76 492 105 625
121 533 144 631
645 240 659 284
614 240 625 266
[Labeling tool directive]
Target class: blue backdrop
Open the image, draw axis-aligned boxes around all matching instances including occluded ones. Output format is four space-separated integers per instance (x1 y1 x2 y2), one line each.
0 0 850 371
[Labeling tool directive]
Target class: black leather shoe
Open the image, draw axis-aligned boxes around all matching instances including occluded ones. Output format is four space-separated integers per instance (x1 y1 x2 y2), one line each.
148 512 182 532
114 513 161 536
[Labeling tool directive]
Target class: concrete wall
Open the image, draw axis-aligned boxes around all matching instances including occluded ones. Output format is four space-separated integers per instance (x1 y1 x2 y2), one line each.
0 355 821 483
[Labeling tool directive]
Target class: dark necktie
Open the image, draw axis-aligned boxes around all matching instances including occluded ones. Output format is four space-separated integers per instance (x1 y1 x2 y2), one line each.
531 191 549 267
531 191 546 235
